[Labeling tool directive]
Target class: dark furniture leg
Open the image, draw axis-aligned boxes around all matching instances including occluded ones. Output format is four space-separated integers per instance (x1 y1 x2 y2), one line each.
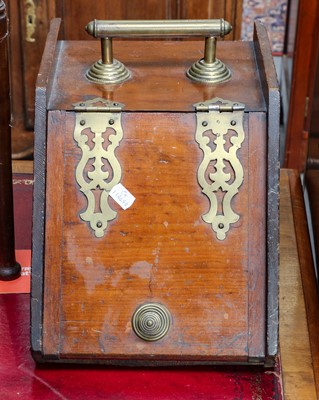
0 0 21 280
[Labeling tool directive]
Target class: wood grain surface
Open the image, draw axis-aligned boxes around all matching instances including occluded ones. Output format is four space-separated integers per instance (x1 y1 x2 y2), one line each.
290 168 319 398
42 108 267 362
253 21 280 359
11 160 34 174
7 0 242 158
55 0 242 41
284 0 319 171
279 169 318 399
47 40 265 113
11 162 318 396
31 18 62 357
33 20 279 364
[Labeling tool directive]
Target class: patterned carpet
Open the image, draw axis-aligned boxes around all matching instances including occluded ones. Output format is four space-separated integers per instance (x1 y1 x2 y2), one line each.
241 0 288 54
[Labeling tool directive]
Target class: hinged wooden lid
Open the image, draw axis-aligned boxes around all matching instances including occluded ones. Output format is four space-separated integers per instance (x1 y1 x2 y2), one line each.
44 28 274 113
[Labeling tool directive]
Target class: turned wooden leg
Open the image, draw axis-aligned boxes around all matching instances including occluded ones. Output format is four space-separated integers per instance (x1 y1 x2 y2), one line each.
0 0 21 281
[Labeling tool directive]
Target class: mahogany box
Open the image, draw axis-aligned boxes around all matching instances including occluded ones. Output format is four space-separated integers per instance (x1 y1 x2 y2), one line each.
31 18 279 366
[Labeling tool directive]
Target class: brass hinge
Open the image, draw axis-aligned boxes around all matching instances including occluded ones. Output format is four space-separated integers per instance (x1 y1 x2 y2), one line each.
73 97 124 112
195 100 245 113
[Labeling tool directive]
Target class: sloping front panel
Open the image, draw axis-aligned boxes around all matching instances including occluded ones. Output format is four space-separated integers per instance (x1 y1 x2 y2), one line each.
42 109 266 363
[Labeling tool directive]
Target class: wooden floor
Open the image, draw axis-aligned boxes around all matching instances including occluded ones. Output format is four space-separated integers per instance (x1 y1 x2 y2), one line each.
9 163 319 398
280 169 319 399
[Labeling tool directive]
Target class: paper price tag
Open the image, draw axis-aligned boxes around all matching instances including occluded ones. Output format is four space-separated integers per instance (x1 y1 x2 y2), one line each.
109 183 136 210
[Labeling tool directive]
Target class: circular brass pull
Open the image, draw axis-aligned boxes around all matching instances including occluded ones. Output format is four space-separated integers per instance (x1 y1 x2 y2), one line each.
85 19 232 85
132 303 171 341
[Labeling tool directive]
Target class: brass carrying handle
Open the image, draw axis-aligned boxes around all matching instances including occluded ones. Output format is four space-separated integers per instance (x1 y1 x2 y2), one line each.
85 19 232 85
85 19 231 39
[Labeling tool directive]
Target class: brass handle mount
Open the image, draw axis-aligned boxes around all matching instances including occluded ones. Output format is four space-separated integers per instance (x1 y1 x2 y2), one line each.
85 19 232 85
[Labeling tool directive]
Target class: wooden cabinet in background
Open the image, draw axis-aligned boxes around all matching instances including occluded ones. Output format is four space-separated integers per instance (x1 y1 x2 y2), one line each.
7 0 242 158
52 0 242 40
284 0 319 171
8 0 50 157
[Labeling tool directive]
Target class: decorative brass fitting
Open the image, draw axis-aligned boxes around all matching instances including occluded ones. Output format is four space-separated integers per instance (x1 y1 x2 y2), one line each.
85 19 232 85
132 303 171 341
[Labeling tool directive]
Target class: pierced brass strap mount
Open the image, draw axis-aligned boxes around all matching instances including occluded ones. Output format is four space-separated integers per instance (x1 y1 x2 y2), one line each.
73 98 124 238
194 98 245 240
85 19 232 85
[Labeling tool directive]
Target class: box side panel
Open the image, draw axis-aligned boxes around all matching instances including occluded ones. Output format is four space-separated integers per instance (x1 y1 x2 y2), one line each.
248 112 267 360
31 19 61 359
42 110 66 357
253 21 280 359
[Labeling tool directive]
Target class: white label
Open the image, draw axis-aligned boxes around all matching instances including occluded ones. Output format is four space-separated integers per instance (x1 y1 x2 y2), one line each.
109 183 136 210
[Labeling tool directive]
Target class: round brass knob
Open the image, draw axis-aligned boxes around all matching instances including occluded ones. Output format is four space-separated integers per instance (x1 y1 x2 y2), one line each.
132 303 171 341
